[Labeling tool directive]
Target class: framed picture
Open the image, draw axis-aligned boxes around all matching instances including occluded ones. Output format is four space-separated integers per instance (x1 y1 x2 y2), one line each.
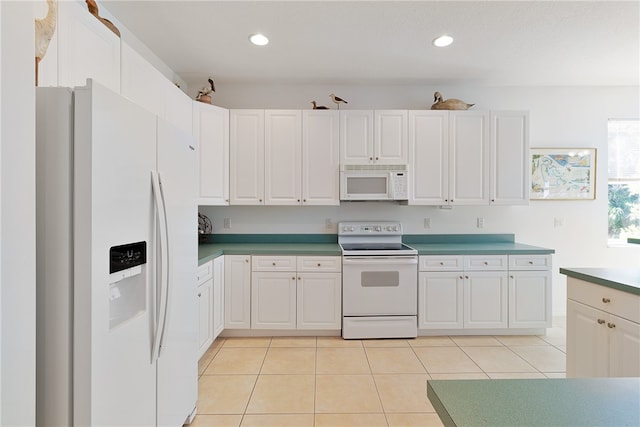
530 148 597 200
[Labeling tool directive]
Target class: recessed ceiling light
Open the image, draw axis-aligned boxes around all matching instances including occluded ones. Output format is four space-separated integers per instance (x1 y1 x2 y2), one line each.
249 33 269 46
433 34 453 47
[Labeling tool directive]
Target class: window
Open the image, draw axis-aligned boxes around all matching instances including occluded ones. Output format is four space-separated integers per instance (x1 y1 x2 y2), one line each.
608 119 640 242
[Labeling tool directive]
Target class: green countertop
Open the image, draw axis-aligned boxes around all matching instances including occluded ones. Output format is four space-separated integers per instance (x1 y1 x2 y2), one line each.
198 234 554 264
560 267 640 296
427 377 640 427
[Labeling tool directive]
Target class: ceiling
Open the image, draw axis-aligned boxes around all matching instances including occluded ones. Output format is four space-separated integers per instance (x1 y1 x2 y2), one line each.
102 1 639 89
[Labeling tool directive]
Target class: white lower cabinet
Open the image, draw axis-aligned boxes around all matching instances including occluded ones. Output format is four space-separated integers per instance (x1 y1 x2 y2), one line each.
197 261 214 358
567 278 640 378
212 256 225 339
224 255 252 329
419 254 551 332
250 255 341 330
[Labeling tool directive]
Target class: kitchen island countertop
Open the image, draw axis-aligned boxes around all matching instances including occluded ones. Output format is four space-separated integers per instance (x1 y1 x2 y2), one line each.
560 267 640 296
427 377 640 427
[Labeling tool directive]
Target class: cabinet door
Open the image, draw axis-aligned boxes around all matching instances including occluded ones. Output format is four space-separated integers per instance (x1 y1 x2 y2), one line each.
197 279 213 358
302 110 340 205
297 273 342 329
121 42 165 117
265 110 302 205
340 110 374 164
251 272 296 329
491 111 529 205
418 272 463 329
566 299 609 377
163 81 193 136
224 255 251 329
608 314 640 377
408 111 449 205
509 271 551 328
449 111 490 205
230 110 264 205
58 0 120 93
375 110 408 164
212 256 225 340
194 103 229 205
464 271 508 328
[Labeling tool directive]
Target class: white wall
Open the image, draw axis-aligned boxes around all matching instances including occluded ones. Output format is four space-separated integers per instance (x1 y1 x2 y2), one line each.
200 84 640 316
1 1 36 425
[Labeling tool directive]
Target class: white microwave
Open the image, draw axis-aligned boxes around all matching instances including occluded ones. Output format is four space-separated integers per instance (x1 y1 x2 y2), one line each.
340 165 409 201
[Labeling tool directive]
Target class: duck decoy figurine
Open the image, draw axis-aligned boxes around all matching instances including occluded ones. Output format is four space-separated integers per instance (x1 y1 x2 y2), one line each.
330 93 348 109
430 91 474 110
311 101 330 110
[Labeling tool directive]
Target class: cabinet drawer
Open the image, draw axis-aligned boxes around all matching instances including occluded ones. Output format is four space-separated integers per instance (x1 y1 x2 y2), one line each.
509 254 552 271
464 255 507 271
252 255 297 271
568 277 640 323
419 255 464 271
197 261 213 284
297 256 341 272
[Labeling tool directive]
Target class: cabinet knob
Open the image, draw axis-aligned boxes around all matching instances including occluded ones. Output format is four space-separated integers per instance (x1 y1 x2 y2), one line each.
465 275 469 279
510 275 514 279
607 322 616 329
198 293 202 297
375 157 379 160
303 199 307 203
317 263 321 267
272 262 276 266
259 199 263 203
528 261 534 265
597 319 606 324
459 276 464 279
298 277 301 280
484 261 488 265
369 157 373 161
245 259 249 263
292 277 296 280
297 199 300 202
602 297 611 303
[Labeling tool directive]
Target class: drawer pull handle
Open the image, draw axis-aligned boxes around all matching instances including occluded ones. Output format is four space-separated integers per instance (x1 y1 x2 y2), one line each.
440 262 444 265
597 319 606 324
317 263 321 267
602 298 611 303
483 261 488 265
528 261 533 264
607 322 616 329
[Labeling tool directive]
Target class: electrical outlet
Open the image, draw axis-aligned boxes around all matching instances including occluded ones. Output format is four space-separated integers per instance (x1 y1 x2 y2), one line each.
424 217 431 229
325 218 332 229
223 218 231 229
554 217 563 227
476 217 484 228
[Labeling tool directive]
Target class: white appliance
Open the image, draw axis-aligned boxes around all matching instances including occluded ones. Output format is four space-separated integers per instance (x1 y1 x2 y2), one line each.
339 221 418 339
340 165 409 201
35 80 198 426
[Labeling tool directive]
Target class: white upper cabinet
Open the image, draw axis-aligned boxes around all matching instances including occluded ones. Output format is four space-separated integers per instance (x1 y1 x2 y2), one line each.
409 111 449 205
229 110 265 205
121 42 165 117
340 110 408 165
302 110 340 205
265 110 302 205
449 111 490 205
375 110 409 164
490 111 530 205
409 110 489 205
58 0 120 93
121 42 193 135
194 102 229 205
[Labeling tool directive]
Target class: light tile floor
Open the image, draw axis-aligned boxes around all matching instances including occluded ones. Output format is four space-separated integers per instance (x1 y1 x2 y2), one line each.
193 317 566 427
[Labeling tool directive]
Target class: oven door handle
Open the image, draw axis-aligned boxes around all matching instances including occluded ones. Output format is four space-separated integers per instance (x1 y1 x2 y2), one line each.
343 257 418 265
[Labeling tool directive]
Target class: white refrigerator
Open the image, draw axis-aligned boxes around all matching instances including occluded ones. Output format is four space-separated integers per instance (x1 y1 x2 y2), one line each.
36 80 198 426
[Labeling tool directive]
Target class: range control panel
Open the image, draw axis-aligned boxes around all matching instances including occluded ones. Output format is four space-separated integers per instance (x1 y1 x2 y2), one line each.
338 222 402 236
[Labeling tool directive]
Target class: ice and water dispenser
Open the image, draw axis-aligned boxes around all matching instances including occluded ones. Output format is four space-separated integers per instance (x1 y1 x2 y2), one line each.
108 241 147 329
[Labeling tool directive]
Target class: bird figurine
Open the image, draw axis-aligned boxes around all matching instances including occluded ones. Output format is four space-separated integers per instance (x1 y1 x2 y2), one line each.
196 78 216 103
430 91 474 110
35 0 57 86
311 101 330 110
85 0 120 37
330 93 348 109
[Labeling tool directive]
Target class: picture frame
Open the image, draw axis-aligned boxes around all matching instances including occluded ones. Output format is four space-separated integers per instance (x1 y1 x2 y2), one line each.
530 148 597 200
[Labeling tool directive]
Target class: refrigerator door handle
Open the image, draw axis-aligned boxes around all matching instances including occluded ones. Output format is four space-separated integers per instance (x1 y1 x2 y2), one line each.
151 170 170 362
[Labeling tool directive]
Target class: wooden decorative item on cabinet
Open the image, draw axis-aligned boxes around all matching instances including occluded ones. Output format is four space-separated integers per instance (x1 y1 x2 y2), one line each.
85 0 120 37
35 0 57 86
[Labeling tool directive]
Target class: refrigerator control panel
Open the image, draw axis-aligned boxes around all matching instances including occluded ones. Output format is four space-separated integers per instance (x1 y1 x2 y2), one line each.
110 241 147 274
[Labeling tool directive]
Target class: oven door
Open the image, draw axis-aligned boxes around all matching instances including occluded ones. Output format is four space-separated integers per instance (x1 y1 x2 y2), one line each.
342 256 418 316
